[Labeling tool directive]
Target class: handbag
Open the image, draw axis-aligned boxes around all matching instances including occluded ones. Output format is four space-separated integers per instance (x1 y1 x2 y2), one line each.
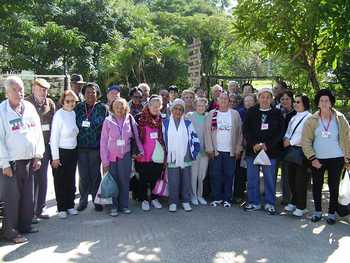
336 170 350 217
152 140 165 163
283 114 307 165
152 169 168 197
100 171 119 198
129 115 141 156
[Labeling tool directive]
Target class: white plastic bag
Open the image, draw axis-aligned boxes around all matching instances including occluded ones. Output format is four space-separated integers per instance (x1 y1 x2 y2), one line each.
253 149 271 166
94 179 113 205
338 170 350 206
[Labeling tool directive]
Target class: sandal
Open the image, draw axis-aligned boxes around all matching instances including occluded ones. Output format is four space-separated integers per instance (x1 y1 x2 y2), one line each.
210 200 222 207
223 201 231 208
10 234 28 244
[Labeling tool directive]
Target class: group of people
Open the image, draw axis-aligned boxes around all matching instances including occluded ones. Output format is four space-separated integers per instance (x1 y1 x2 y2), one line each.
0 75 349 244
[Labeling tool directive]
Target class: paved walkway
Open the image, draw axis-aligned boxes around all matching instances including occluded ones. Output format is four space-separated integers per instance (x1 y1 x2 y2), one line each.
0 173 349 263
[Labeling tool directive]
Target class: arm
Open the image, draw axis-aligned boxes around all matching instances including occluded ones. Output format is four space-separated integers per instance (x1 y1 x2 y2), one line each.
0 113 10 170
100 120 110 167
50 111 62 161
130 115 144 156
301 118 316 160
234 113 243 155
204 112 214 154
264 111 285 152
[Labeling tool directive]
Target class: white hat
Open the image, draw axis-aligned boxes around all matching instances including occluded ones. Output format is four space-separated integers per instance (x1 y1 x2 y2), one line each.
257 87 273 97
170 98 185 111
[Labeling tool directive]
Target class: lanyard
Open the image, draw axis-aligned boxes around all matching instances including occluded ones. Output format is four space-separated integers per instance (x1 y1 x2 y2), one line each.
320 112 332 132
84 103 96 120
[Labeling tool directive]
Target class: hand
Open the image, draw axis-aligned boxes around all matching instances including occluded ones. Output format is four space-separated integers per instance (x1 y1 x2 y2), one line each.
207 151 215 159
260 143 267 151
253 144 262 153
133 153 144 160
32 159 41 171
103 166 110 174
311 159 322 169
345 162 350 171
51 159 62 169
2 167 13 177
283 139 291 148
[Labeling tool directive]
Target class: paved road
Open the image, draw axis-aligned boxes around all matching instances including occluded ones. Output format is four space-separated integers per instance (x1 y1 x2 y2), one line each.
0 172 349 263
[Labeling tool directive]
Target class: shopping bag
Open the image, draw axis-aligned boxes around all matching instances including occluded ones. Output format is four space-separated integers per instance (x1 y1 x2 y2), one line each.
100 171 119 199
336 170 350 217
152 140 165 164
94 182 112 205
152 169 168 197
253 149 271 166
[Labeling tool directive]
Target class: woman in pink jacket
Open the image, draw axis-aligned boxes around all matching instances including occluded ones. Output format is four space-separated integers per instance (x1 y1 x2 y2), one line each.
100 98 143 217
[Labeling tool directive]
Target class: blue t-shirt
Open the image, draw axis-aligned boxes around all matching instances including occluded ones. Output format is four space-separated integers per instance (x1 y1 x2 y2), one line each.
313 117 344 159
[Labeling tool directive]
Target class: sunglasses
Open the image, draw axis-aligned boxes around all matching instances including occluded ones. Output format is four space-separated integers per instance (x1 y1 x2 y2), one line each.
64 100 76 104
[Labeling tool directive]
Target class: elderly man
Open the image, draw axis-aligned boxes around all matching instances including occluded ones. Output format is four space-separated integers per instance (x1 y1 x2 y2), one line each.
70 74 85 102
26 78 55 223
205 92 243 208
138 83 150 104
0 76 45 243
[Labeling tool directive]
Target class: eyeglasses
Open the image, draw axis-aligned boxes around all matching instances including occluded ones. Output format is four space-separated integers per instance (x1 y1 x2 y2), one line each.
64 100 76 104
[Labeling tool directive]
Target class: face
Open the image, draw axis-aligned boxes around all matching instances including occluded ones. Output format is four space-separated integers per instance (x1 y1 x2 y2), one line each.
7 83 24 106
169 90 178 101
182 92 194 107
228 84 240 94
273 84 284 97
171 105 184 120
112 101 126 117
84 87 97 105
243 85 253 96
196 101 206 114
294 97 305 112
63 94 76 112
318 95 332 111
132 90 142 105
107 90 120 105
159 90 169 105
213 87 223 99
195 89 206 98
244 96 255 109
258 92 273 109
33 84 48 102
141 87 150 101
229 95 239 109
71 83 83 94
218 93 230 110
280 94 293 110
148 100 162 116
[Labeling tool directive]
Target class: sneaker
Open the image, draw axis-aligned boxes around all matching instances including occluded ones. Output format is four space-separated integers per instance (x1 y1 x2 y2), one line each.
284 204 296 212
265 204 276 215
169 203 177 212
110 209 118 217
311 212 322 223
292 208 307 217
223 201 231 208
326 214 336 225
77 203 87 212
182 202 192 212
32 216 40 224
58 211 67 219
244 203 261 212
67 208 78 215
142 201 150 211
197 197 207 205
121 208 132 214
151 199 162 209
210 200 222 207
191 197 199 206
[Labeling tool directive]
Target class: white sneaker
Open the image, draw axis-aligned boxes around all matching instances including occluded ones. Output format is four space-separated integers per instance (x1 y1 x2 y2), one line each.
197 197 207 205
151 199 162 209
182 202 192 212
110 209 118 217
284 204 296 212
169 203 177 212
191 197 199 206
142 201 150 211
293 208 307 217
67 208 78 215
58 211 67 219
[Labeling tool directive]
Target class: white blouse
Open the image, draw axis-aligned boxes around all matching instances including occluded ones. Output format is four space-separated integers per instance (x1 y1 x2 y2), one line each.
284 111 311 146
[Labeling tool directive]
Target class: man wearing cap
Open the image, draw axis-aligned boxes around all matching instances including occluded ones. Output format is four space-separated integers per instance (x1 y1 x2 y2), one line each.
70 74 85 102
0 76 45 243
106 84 121 107
26 78 56 223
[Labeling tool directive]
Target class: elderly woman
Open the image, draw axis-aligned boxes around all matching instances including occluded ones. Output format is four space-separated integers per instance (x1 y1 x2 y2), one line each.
302 89 350 224
135 95 166 211
205 92 243 208
283 95 311 217
0 76 45 243
181 89 196 114
186 97 209 205
163 99 200 212
100 98 143 217
50 90 80 219
243 88 284 215
75 82 108 212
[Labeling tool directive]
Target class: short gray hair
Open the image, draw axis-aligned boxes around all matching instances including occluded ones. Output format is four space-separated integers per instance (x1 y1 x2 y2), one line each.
4 76 24 91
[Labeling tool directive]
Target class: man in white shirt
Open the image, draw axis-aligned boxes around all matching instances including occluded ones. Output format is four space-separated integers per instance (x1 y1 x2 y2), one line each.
205 92 243 208
0 76 45 243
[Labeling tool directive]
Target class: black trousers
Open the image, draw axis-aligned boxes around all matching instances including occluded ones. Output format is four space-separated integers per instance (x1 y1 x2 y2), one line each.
136 162 163 201
311 157 344 214
233 159 247 200
286 160 308 210
53 148 78 212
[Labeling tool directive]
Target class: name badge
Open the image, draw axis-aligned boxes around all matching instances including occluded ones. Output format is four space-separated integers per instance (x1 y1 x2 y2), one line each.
82 120 91 128
261 123 269 130
117 139 125 146
42 124 50 131
161 113 166 118
321 131 331 138
150 132 158 139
